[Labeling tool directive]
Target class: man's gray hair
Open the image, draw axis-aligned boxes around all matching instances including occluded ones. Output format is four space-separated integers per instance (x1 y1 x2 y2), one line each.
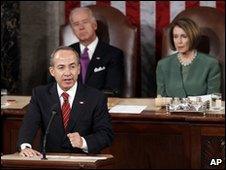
69 7 96 23
49 46 79 66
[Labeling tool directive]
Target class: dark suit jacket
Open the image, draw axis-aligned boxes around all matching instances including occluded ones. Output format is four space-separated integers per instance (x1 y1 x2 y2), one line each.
70 41 124 97
17 82 114 154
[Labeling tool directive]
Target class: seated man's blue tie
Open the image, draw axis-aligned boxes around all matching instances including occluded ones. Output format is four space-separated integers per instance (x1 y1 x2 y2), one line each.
80 47 90 83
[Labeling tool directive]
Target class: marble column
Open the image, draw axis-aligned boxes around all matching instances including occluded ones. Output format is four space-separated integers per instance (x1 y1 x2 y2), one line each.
1 2 21 94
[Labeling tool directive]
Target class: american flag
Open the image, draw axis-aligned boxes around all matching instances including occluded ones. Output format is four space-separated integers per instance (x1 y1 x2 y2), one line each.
65 1 225 97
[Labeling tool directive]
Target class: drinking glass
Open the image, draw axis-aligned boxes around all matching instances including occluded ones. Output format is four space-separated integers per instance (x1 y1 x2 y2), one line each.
1 89 8 96
210 93 222 110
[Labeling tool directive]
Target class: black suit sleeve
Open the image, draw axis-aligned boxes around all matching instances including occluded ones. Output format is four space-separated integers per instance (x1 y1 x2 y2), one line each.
104 48 124 97
17 88 42 149
84 93 114 153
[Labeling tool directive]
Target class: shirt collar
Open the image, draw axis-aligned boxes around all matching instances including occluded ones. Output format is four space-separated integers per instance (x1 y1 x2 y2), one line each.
80 37 98 59
57 82 78 99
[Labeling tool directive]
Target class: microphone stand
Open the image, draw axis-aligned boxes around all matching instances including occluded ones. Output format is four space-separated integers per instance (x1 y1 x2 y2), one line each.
42 110 57 160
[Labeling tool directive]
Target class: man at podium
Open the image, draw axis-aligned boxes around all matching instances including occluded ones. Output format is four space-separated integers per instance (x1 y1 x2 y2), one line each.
17 46 114 157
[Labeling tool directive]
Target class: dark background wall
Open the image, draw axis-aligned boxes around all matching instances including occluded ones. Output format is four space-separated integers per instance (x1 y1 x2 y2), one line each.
1 1 64 95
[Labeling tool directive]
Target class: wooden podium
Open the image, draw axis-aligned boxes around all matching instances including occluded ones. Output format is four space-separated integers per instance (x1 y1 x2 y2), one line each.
1 153 114 169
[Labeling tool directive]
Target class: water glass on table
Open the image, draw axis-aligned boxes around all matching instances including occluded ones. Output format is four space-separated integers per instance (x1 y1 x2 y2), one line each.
210 93 222 111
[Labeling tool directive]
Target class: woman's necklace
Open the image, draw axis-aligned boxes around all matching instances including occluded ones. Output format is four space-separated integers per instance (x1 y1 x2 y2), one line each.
178 50 197 66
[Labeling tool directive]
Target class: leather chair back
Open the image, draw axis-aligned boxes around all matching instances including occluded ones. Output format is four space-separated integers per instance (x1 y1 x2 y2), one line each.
161 7 225 98
60 5 138 97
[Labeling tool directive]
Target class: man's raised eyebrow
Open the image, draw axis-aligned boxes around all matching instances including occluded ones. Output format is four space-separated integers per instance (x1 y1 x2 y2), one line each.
69 62 78 66
56 64 65 67
73 19 89 23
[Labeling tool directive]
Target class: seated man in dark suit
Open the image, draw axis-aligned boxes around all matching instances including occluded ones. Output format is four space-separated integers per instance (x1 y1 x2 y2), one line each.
17 46 114 157
69 7 124 97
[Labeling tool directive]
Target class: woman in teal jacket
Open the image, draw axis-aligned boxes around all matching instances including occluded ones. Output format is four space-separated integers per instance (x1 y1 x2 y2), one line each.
156 18 221 98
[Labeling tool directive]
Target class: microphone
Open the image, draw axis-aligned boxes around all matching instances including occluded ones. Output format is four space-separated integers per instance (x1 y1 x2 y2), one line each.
42 104 58 160
103 89 119 97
